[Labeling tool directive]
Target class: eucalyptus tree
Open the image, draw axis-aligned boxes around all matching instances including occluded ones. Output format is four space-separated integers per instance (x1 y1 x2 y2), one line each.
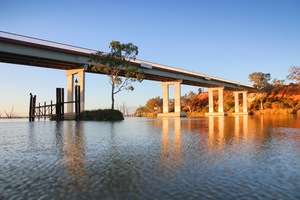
89 41 144 110
249 72 273 112
286 66 300 84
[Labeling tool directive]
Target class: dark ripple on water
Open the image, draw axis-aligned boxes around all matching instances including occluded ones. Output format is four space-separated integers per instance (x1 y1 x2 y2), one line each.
0 117 300 199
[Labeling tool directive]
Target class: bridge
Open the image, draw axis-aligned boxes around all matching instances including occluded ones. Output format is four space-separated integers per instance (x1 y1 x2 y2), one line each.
0 31 255 117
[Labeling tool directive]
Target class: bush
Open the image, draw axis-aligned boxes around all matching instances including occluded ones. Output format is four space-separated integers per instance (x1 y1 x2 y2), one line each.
79 109 124 121
267 97 275 103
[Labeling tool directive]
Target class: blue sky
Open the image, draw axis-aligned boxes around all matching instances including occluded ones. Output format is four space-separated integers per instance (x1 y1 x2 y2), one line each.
0 0 300 116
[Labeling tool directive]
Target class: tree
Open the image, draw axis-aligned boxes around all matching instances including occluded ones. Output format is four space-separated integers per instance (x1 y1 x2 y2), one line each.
89 41 144 110
4 107 15 118
118 102 129 117
249 72 272 91
145 97 163 113
181 91 198 113
286 66 300 84
135 105 147 116
249 72 273 112
272 78 285 92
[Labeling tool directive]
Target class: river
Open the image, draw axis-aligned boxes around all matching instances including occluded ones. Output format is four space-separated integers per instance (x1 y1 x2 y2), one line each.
0 115 300 199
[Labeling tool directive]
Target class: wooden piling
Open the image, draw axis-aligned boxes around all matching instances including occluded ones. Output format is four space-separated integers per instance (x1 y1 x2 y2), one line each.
56 88 61 121
75 85 80 120
29 93 33 122
28 87 73 121
44 101 46 120
61 88 64 120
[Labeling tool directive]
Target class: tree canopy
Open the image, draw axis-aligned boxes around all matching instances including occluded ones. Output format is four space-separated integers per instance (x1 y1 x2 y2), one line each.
89 41 144 110
286 66 300 84
248 72 272 92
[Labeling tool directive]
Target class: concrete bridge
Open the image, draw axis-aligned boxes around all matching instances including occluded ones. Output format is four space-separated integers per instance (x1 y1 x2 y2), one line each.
0 31 255 117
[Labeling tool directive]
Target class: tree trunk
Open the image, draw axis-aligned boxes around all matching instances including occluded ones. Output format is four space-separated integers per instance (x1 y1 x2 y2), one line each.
260 93 264 114
111 83 115 110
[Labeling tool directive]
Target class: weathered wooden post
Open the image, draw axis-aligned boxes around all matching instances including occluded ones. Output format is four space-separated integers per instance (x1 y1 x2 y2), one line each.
29 93 37 122
50 100 53 116
75 85 77 115
33 95 36 121
56 88 61 121
77 85 80 115
29 93 33 122
44 101 46 121
55 88 65 121
38 102 41 121
60 88 65 120
75 85 80 120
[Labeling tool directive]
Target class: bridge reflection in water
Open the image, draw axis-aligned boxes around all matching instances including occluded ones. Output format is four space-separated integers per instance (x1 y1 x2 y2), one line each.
159 116 252 163
160 118 183 165
1 116 299 199
207 115 250 149
54 122 92 194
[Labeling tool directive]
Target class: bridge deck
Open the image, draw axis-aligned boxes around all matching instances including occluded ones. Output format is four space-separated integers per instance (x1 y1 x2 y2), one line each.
0 31 255 91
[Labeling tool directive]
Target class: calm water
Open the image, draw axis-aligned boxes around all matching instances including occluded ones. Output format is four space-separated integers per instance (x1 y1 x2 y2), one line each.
0 115 300 200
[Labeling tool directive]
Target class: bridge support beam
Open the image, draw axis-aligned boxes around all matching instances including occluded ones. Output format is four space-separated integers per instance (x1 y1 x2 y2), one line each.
233 91 248 115
158 80 186 117
205 87 226 116
66 68 85 114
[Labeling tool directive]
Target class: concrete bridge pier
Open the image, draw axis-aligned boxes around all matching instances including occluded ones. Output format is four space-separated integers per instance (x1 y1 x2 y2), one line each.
233 91 248 115
158 80 186 117
66 68 85 114
205 87 226 116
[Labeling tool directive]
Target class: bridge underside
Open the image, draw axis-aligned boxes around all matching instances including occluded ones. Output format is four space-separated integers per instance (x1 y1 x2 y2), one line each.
0 50 245 90
0 31 255 117
0 52 79 70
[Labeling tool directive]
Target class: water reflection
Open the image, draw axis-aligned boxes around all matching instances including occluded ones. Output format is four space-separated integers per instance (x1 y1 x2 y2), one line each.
55 122 91 193
55 122 64 157
27 122 37 151
161 118 183 165
208 116 225 148
1 116 299 199
207 115 255 151
234 115 249 143
64 122 89 188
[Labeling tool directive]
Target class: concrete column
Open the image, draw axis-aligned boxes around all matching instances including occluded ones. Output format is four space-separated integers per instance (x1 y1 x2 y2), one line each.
66 68 85 113
208 88 214 113
206 87 225 116
233 91 248 115
242 91 248 113
158 80 185 117
174 82 181 113
67 74 74 113
234 92 239 113
218 87 224 113
78 70 85 112
162 83 169 113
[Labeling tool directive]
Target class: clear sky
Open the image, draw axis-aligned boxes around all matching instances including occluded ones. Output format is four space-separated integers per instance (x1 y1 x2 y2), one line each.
0 0 299 116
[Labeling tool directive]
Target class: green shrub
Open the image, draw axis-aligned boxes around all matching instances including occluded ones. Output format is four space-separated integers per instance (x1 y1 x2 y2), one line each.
79 109 124 121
